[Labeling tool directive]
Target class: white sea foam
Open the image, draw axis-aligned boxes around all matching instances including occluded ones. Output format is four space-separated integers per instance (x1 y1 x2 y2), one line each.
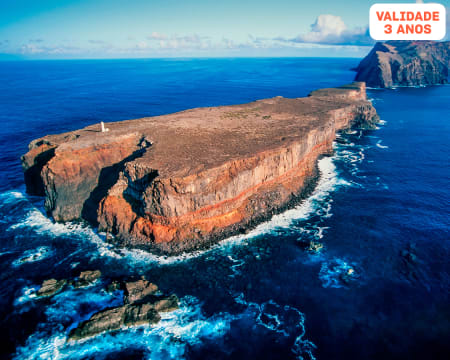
7 131 374 359
4 196 130 263
12 246 53 267
14 285 39 306
0 190 25 204
227 255 246 278
109 155 349 266
4 133 356 269
14 295 231 360
234 293 316 360
318 258 359 288
376 140 389 149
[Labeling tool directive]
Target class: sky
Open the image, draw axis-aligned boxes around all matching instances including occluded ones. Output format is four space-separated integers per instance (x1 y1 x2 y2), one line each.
0 0 448 59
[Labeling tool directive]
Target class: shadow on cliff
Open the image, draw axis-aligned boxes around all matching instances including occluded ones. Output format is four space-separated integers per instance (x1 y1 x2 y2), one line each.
81 144 150 226
23 147 56 196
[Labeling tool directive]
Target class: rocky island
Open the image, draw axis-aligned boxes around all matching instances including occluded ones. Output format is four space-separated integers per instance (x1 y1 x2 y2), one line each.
354 40 450 88
22 82 378 254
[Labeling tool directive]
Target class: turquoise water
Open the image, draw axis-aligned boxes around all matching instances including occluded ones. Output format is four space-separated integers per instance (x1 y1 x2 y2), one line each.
0 58 449 359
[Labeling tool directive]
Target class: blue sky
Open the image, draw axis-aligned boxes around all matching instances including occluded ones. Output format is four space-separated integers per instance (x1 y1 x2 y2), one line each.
0 0 448 59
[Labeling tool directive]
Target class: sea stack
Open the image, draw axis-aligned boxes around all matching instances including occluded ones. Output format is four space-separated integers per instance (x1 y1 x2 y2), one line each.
21 82 378 254
354 40 450 88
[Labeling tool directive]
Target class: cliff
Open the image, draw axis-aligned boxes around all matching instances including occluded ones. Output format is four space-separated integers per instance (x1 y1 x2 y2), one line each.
354 41 450 88
22 82 378 254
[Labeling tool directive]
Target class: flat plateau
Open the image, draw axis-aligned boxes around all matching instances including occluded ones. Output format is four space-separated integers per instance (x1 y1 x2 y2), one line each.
22 82 378 254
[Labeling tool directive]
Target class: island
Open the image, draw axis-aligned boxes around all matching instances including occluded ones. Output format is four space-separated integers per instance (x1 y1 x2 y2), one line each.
354 40 450 88
21 82 378 254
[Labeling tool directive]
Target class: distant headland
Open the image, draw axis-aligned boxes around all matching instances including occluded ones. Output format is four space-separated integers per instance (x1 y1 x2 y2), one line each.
354 40 450 88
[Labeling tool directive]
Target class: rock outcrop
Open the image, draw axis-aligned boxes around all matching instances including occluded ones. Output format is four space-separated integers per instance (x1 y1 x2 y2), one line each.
124 279 159 304
22 82 378 254
73 270 102 288
68 279 179 341
36 278 67 297
30 272 179 340
354 41 450 88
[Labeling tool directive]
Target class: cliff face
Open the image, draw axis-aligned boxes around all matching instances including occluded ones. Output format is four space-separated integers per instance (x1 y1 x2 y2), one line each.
22 82 378 254
354 41 450 88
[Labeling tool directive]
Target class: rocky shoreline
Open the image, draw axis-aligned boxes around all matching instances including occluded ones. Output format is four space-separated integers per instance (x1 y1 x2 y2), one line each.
354 40 450 88
22 82 379 254
33 271 179 341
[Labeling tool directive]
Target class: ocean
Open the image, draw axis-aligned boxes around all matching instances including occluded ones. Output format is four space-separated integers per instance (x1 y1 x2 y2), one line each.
0 58 449 360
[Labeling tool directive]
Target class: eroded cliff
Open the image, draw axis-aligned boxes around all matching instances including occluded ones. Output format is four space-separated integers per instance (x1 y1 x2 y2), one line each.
354 41 450 88
22 82 378 254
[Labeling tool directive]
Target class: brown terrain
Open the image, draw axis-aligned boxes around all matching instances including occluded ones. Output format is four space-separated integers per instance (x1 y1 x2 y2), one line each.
22 82 378 254
354 40 450 88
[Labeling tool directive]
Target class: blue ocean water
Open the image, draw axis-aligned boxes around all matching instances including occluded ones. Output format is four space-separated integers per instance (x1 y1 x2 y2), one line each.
0 58 449 360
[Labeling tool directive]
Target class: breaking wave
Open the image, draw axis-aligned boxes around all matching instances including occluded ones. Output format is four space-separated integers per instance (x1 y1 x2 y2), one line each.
4 131 375 359
318 258 360 289
14 295 231 360
12 246 53 267
107 154 350 266
2 130 370 270
234 293 316 360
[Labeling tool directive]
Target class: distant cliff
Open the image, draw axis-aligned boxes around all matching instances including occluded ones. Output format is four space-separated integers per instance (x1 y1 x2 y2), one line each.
22 82 378 254
354 41 450 88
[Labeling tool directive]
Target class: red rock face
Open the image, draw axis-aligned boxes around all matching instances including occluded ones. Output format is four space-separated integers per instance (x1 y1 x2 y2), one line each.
21 82 378 254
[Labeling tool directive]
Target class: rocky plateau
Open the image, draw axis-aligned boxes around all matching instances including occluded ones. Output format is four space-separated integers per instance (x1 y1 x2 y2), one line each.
22 82 379 254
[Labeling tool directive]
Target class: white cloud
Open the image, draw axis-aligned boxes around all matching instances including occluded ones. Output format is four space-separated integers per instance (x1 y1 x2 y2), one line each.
293 14 373 46
20 42 81 55
13 21 375 59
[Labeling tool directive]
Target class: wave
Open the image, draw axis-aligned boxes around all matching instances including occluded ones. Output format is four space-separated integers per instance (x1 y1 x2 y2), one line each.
14 295 231 360
12 246 53 267
3 129 369 272
108 155 350 266
15 282 317 360
376 140 389 149
2 137 352 269
234 293 316 360
318 258 359 288
14 285 39 306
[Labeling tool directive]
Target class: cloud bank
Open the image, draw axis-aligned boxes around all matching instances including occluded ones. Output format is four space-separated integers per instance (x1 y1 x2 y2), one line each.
9 13 377 58
292 14 373 46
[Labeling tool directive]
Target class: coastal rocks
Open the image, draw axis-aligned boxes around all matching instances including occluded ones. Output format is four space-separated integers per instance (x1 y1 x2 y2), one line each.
296 238 324 253
307 241 323 253
36 270 101 297
68 303 161 341
21 140 56 196
68 278 179 341
36 278 67 297
354 41 450 88
22 82 379 254
73 270 102 288
124 279 158 304
151 294 179 313
31 271 179 341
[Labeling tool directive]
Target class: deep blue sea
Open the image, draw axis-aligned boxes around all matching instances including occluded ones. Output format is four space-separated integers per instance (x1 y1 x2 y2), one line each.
0 58 449 360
